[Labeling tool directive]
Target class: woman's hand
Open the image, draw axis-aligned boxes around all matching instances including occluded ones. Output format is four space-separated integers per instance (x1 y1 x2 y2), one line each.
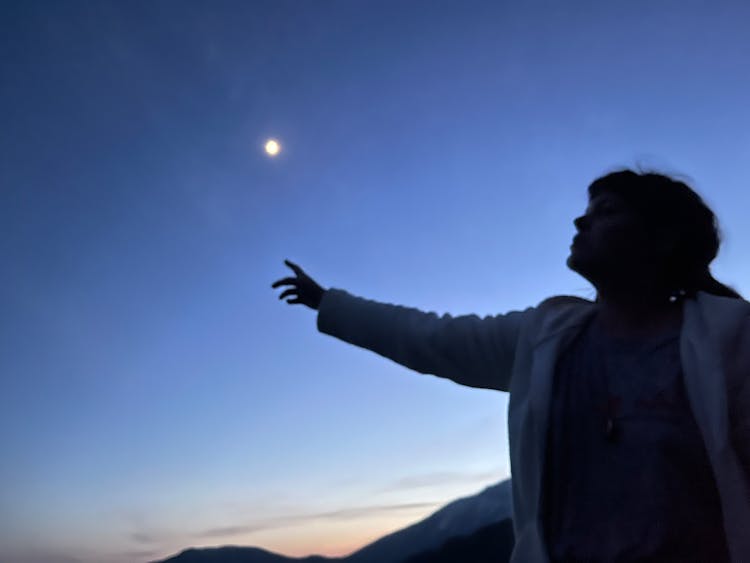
272 259 327 310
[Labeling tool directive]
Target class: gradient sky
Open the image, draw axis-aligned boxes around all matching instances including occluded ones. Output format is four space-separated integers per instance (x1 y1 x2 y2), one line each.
3 1 750 562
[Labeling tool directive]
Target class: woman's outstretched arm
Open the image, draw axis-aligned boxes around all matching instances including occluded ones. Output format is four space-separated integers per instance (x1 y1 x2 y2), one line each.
272 260 531 391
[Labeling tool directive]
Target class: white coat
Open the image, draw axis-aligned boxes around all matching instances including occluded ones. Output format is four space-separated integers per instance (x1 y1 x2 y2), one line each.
317 289 750 562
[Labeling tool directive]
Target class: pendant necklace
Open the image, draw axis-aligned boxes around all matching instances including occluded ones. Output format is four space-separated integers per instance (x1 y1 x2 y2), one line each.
592 320 680 444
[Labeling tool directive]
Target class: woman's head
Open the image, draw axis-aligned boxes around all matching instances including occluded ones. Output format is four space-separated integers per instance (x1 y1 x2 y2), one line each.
568 169 741 300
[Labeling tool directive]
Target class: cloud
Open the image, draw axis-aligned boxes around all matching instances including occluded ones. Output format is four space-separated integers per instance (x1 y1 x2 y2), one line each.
311 502 437 521
131 532 157 544
196 524 268 539
0 552 82 563
121 549 161 559
380 469 502 492
128 471 503 546
194 501 438 539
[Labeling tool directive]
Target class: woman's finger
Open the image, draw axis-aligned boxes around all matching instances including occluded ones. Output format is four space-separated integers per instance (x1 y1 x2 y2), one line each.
284 259 305 277
272 277 297 288
279 288 297 300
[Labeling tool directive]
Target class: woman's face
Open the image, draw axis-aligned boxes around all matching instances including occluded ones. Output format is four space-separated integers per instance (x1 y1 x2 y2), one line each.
567 191 664 284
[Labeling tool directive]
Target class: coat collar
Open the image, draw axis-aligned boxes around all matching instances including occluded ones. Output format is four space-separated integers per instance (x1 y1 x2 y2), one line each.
532 291 750 349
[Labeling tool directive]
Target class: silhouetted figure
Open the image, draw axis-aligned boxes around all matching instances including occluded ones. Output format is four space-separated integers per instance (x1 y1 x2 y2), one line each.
272 170 750 563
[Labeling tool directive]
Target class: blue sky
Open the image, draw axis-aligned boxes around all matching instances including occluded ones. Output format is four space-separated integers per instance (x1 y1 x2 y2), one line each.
2 1 750 562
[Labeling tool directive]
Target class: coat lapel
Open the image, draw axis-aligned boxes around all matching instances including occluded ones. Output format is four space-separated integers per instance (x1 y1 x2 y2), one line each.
526 305 597 513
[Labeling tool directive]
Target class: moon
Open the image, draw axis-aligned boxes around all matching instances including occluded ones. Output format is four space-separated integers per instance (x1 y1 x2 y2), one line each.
264 139 281 157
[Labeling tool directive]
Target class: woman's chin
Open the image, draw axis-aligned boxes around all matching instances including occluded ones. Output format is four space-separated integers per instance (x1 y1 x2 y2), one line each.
566 252 593 277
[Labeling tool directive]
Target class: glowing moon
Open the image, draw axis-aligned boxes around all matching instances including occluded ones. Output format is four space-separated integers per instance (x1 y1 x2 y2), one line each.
264 139 281 156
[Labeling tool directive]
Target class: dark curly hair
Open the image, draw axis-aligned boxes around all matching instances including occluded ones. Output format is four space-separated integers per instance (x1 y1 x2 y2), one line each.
588 169 741 300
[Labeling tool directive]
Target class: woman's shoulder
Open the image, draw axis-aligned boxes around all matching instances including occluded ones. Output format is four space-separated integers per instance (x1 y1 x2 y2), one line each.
525 295 597 341
692 292 750 329
689 293 750 386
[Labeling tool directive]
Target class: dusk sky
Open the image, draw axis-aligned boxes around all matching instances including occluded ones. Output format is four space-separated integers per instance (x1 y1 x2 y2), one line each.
3 1 750 562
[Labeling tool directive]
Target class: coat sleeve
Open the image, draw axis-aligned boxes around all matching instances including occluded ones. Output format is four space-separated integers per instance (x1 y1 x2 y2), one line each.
316 288 534 391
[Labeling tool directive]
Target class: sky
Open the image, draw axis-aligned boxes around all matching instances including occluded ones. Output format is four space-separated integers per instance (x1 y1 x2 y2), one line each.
2 1 750 562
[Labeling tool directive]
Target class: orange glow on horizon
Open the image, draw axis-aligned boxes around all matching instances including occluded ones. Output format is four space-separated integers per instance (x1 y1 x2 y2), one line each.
230 504 439 559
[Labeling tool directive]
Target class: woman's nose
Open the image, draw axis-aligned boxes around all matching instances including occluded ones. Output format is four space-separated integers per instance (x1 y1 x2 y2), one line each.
574 215 589 231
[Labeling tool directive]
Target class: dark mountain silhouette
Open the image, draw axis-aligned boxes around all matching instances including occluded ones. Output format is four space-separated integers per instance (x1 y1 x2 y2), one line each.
156 546 329 563
151 480 512 563
345 480 511 563
402 518 514 563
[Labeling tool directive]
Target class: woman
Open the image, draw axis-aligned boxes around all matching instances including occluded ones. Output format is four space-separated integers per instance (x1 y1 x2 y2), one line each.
272 170 750 562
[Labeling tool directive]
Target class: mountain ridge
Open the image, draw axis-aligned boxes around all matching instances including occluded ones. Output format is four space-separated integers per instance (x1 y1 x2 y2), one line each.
152 479 512 563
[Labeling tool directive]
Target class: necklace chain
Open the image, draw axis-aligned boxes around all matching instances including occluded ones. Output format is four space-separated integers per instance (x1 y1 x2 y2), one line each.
590 319 680 443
